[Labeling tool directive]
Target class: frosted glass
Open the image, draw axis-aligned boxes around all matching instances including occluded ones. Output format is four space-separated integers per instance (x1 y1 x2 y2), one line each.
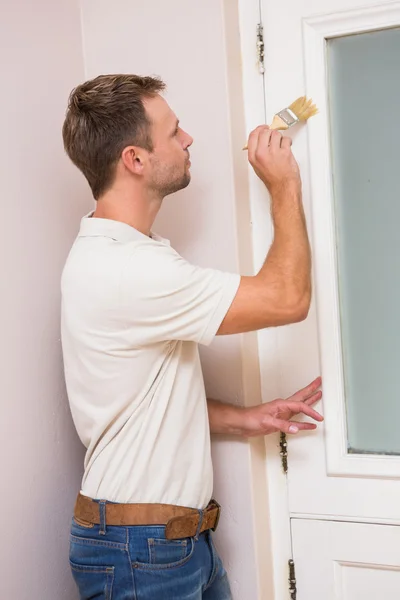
327 28 400 454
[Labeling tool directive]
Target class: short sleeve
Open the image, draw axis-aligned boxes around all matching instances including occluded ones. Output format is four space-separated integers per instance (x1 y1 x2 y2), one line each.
119 242 240 345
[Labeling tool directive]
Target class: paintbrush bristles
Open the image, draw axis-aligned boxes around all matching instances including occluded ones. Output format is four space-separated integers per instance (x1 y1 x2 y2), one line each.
289 96 318 121
242 96 318 149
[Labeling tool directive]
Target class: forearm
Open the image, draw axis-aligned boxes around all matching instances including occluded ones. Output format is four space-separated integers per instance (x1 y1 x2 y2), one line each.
207 398 246 436
258 183 311 315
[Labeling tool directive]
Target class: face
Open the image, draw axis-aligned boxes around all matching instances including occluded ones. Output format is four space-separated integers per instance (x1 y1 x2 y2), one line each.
144 95 193 198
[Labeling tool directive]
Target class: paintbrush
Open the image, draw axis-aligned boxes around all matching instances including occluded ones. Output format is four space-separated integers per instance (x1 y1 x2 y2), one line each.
243 96 318 149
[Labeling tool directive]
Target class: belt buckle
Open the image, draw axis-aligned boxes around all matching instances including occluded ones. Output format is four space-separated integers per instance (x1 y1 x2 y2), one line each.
210 499 221 532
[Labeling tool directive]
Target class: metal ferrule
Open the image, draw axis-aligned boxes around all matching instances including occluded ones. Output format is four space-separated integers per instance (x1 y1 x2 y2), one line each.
276 108 298 127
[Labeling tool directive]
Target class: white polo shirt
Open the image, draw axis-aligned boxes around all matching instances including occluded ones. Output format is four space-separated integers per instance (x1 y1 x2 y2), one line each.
61 213 240 509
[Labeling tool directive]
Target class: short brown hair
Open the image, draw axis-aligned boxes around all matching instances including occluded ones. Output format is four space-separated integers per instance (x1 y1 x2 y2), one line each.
62 74 166 199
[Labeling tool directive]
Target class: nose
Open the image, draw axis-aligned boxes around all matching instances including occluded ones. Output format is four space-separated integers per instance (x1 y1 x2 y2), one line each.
183 130 193 149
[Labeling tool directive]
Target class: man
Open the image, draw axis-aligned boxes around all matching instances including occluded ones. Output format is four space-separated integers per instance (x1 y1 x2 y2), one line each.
61 74 322 600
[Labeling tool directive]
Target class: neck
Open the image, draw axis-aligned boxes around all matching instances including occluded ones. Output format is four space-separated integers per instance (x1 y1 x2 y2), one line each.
93 185 162 237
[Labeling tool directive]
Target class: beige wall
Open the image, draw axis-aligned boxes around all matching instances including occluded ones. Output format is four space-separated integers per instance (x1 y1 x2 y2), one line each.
0 0 91 598
1 0 270 598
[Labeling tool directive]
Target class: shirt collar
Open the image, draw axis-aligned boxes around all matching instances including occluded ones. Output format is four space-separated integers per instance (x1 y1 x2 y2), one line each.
78 211 170 245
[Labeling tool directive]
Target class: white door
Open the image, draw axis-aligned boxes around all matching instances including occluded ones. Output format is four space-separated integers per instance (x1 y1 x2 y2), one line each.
256 0 400 597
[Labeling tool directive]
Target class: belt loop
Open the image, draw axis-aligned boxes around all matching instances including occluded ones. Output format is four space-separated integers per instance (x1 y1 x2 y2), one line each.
99 500 107 535
194 509 204 541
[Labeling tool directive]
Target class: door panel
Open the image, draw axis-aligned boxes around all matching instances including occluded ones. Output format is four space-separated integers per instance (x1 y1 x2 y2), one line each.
291 519 400 600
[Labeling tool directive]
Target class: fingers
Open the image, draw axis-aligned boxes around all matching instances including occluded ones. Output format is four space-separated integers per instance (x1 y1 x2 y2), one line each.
287 401 324 422
304 391 323 406
289 376 322 403
269 129 283 150
247 127 261 161
269 418 317 435
256 127 273 157
280 136 292 149
246 126 292 149
293 422 318 431
247 125 270 157
270 131 293 150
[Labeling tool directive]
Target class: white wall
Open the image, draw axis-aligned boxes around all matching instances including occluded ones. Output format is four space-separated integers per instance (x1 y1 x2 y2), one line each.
0 0 90 597
80 1 266 598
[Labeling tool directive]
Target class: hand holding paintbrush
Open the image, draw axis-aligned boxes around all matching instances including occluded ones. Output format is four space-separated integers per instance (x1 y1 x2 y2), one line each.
243 96 318 150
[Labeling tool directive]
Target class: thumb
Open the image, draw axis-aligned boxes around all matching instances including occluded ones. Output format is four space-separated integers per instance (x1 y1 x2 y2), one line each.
269 418 299 435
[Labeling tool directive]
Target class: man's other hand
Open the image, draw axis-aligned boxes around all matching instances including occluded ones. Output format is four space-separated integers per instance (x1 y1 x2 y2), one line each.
241 377 323 437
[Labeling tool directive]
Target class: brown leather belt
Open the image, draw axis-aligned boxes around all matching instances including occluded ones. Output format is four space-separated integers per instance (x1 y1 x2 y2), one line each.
74 494 221 540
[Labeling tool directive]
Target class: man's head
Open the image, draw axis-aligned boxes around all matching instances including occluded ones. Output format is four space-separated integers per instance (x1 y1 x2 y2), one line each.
62 74 193 200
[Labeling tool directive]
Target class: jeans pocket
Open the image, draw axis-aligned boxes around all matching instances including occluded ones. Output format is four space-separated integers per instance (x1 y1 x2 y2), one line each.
70 560 115 599
134 537 194 570
205 532 225 589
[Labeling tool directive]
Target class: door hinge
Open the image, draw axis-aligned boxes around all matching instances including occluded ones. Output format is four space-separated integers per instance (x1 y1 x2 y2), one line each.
256 23 265 74
288 559 297 600
280 432 288 473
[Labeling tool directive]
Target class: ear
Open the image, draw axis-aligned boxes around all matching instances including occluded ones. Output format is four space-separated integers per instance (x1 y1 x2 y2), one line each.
121 146 147 175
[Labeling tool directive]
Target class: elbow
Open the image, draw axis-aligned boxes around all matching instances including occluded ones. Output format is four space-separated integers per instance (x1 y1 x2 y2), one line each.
288 301 310 324
280 288 312 324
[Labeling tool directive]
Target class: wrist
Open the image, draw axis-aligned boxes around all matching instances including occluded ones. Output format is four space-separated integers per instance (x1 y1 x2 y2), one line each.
270 181 305 227
221 404 247 436
268 178 301 198
208 399 247 436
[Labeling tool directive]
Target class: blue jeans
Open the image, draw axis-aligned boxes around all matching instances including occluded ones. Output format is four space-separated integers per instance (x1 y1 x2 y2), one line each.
70 515 232 599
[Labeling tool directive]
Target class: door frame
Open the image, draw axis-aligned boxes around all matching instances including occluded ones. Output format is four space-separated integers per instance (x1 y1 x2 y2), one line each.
303 2 400 479
235 0 294 598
